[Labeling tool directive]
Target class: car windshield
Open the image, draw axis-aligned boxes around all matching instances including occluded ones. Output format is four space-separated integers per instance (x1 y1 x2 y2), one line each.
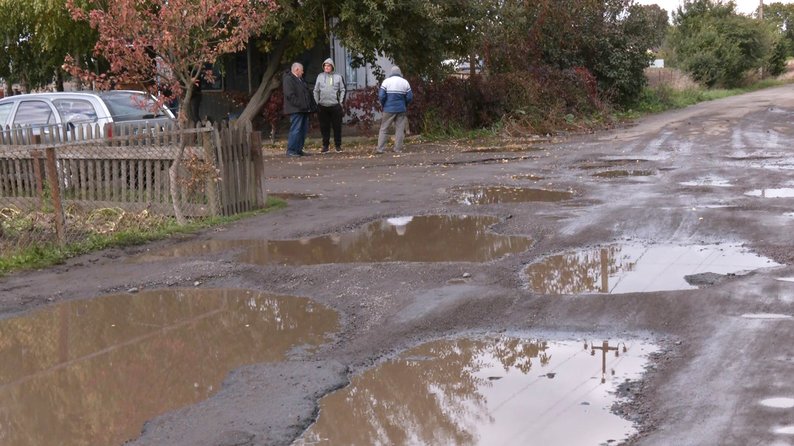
98 92 171 122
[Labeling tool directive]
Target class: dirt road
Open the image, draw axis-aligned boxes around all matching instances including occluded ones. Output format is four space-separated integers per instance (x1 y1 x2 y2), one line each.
2 85 794 445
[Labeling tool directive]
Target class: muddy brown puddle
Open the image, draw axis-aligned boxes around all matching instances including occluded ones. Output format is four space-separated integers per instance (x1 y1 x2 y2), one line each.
0 288 338 446
294 336 656 446
592 170 654 178
451 186 573 205
135 215 532 264
525 243 779 295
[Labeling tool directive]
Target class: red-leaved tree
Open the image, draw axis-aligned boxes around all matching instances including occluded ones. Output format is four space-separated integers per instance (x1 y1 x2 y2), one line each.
64 0 275 123
64 0 276 224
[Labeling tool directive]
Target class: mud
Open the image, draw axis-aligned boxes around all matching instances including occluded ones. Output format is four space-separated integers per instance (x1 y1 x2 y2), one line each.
2 85 794 445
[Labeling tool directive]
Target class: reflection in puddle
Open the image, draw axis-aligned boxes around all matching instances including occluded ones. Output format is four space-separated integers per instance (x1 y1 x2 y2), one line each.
775 425 794 435
760 398 794 408
592 170 653 178
135 215 532 264
0 288 338 446
295 337 656 446
452 186 573 205
512 174 545 181
745 188 794 198
741 313 792 320
268 192 320 200
577 160 633 170
679 177 732 187
525 243 779 295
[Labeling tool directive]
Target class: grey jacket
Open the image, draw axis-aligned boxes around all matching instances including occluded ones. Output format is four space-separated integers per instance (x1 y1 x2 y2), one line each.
313 58 346 107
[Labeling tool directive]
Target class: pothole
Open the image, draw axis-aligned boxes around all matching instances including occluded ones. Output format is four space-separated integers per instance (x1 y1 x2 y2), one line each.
511 174 545 181
0 288 338 446
134 215 533 264
524 243 779 295
451 186 574 205
679 177 733 187
745 188 794 198
760 397 794 408
294 336 657 446
592 170 654 178
741 313 792 320
267 192 320 200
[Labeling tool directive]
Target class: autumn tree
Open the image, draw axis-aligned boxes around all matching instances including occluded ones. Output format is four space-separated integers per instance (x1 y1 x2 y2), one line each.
64 0 276 224
65 0 276 123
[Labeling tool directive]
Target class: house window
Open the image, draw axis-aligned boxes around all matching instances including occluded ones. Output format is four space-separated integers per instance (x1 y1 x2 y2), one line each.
344 51 359 89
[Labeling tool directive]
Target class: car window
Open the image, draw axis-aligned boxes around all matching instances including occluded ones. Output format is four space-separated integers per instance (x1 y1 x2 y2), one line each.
99 92 168 122
53 99 98 124
0 103 13 127
13 101 56 127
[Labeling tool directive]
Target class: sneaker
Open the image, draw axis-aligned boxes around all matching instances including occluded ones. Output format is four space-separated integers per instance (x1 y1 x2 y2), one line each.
298 151 310 157
321 146 330 153
286 152 301 157
335 146 343 152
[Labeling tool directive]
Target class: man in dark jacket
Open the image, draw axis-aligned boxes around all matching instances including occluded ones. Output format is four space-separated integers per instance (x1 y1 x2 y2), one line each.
283 62 313 157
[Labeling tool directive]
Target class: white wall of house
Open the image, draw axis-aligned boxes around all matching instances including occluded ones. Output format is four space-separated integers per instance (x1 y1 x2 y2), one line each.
329 36 394 90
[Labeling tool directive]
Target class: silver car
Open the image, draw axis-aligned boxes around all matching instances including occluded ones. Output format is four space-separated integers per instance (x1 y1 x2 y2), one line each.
0 90 175 139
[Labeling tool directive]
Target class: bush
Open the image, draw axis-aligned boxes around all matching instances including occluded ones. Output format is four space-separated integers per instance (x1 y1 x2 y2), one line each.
410 67 607 136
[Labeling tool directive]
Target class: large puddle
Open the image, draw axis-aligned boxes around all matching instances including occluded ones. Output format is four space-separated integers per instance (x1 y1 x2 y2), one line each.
135 215 532 264
294 336 656 446
0 288 338 446
451 186 574 205
525 243 779 295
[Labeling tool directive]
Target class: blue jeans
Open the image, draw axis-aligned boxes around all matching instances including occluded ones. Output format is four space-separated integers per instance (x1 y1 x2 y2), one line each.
287 113 309 154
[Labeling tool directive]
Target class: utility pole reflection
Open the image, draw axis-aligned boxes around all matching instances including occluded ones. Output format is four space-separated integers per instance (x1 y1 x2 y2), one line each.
588 340 627 383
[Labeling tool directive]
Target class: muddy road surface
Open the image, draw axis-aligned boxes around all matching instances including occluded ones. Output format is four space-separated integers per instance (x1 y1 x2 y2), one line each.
2 85 794 446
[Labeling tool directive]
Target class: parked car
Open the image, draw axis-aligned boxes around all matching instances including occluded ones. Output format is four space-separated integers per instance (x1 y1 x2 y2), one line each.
0 90 175 140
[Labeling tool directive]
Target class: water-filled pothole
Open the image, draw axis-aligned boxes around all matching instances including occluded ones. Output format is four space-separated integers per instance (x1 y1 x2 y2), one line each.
511 174 545 181
679 177 733 187
576 159 644 170
294 336 656 446
525 243 779 295
745 188 794 198
452 186 574 205
592 170 654 178
0 288 338 446
136 215 532 264
268 192 320 200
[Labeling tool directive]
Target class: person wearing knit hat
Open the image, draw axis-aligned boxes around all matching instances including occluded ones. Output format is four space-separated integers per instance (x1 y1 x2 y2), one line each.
376 65 413 154
313 58 346 153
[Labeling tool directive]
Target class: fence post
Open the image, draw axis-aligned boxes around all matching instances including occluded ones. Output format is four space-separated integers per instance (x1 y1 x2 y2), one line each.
249 125 267 206
45 147 66 245
203 123 220 216
31 149 46 210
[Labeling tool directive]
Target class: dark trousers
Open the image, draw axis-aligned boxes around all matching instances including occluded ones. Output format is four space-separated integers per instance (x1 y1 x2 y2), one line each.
287 113 308 154
317 104 343 149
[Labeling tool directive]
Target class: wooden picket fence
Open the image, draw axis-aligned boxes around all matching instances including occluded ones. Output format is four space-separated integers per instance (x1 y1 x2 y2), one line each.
0 121 266 240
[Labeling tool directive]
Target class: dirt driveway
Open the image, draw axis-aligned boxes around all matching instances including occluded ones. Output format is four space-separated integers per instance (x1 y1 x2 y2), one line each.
2 85 794 445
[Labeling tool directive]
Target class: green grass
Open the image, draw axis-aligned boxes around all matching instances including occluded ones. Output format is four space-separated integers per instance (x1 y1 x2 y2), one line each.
0 197 287 276
619 78 793 120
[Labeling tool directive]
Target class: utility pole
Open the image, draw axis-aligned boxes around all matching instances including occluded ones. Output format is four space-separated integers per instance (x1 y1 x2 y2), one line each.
759 0 764 20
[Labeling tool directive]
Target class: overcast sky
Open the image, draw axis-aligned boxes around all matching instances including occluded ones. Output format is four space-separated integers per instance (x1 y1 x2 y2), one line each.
635 0 794 15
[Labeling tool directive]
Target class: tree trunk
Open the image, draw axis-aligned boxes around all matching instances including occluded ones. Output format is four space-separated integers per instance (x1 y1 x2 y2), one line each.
237 39 288 125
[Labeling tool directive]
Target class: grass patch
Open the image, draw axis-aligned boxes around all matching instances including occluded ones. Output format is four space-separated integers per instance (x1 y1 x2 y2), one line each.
0 197 286 276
